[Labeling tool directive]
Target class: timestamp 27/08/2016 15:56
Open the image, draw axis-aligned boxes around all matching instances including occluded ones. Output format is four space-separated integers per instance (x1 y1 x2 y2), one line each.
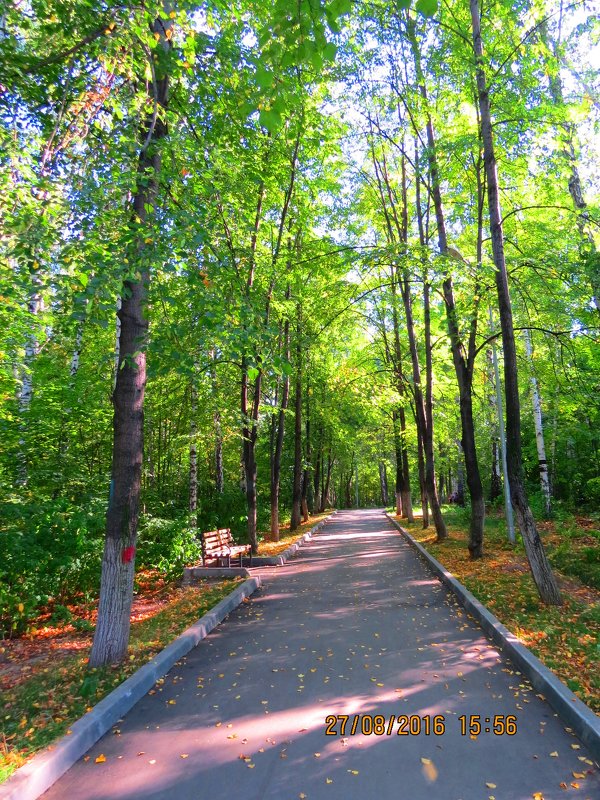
324 714 518 737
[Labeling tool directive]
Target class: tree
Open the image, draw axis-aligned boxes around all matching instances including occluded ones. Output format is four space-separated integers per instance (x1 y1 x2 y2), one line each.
469 0 561 605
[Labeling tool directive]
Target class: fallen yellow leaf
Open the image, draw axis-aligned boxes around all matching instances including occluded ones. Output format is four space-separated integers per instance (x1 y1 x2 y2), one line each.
421 758 438 782
95 754 106 764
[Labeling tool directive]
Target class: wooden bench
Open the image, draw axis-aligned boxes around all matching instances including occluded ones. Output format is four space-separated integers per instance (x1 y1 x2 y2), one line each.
200 528 252 568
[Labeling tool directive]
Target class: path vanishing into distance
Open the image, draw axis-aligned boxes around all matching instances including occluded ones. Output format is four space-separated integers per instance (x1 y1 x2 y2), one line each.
42 510 599 800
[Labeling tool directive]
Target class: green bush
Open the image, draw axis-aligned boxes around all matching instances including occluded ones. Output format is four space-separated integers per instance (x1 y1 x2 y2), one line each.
136 515 201 579
0 497 105 637
585 477 600 507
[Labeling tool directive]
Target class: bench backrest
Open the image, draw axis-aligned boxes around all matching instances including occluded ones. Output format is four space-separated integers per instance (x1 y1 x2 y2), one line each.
201 528 233 553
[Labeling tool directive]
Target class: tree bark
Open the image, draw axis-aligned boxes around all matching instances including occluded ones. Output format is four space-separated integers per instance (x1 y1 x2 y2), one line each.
301 378 311 522
209 351 223 495
270 285 291 540
523 328 552 516
89 8 172 667
241 358 260 553
290 310 303 531
470 0 561 603
379 461 389 507
321 448 333 512
313 431 322 514
189 379 198 526
408 18 484 555
416 424 429 529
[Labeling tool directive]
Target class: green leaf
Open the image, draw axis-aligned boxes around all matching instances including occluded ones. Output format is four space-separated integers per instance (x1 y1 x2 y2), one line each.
255 66 274 88
396 0 411 8
416 0 438 16
247 367 259 382
323 42 337 62
327 0 352 18
259 109 282 132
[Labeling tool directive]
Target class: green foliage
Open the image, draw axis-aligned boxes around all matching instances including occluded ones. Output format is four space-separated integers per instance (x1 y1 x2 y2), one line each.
0 498 105 637
136 516 201 579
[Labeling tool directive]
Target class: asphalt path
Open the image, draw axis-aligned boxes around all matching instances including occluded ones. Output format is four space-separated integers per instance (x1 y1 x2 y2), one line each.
42 509 599 800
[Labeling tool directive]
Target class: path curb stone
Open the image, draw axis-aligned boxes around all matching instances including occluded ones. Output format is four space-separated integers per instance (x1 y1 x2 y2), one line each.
0 577 262 800
182 512 336 576
385 512 600 761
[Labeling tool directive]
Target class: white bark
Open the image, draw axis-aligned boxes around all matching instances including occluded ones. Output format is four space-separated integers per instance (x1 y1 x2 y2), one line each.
489 307 515 543
70 319 85 377
523 328 552 516
19 282 43 413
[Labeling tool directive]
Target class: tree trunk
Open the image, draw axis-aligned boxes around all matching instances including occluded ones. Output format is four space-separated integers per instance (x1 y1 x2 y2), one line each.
321 448 333 511
189 379 198 527
241 358 261 553
313 439 322 514
408 19 483 555
488 308 516 542
401 268 446 538
17 273 43 483
301 377 311 521
392 408 404 516
379 461 388 507
210 351 224 495
270 286 291 540
523 328 552 516
490 438 502 502
89 8 172 667
470 0 561 604
290 310 303 530
416 424 428 529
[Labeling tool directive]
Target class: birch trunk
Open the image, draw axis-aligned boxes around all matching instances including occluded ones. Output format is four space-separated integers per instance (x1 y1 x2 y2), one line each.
489 308 515 542
17 276 43 484
322 449 333 512
523 328 551 516
379 461 389 507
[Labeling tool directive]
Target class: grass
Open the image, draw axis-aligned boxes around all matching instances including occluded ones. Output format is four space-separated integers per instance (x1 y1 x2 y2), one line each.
257 510 333 557
397 506 600 713
0 579 241 783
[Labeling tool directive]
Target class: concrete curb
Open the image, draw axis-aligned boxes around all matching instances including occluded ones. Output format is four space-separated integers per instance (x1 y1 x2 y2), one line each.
184 512 337 573
0 577 262 800
263 512 336 566
385 512 600 762
182 566 250 582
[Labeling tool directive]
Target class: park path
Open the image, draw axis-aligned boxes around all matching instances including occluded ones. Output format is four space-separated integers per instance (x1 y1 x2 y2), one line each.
42 509 598 800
